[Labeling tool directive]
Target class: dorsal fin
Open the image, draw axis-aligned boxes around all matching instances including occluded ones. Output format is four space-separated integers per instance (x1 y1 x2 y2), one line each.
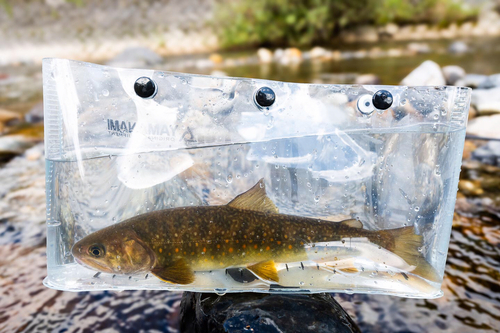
340 219 363 229
227 179 279 214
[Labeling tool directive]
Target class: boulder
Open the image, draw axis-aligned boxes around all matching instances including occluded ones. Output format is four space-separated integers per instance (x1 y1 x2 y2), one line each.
448 41 468 54
257 48 273 64
400 60 445 86
442 65 466 85
471 87 500 115
106 47 163 68
466 114 500 139
180 292 360 333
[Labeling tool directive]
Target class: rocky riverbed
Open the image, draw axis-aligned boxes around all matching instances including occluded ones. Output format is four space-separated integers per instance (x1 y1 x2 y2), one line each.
1 43 500 332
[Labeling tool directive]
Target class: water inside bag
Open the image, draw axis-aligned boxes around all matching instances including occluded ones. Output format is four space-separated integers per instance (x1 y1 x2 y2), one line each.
45 124 465 298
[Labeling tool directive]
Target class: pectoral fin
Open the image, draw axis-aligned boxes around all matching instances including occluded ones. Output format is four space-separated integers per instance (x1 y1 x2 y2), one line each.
340 219 363 229
247 260 279 283
151 258 195 285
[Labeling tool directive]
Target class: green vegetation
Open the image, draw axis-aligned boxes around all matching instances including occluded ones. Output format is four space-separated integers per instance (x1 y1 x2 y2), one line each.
214 0 478 48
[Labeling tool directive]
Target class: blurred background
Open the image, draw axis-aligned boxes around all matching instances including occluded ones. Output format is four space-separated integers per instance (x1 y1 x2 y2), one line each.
0 0 500 332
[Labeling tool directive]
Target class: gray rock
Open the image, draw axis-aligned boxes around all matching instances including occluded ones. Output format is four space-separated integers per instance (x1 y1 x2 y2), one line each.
455 74 488 88
471 141 500 167
0 135 38 163
448 41 468 54
478 74 500 89
400 60 445 86
442 65 465 85
106 47 163 68
25 102 44 123
471 87 500 115
180 292 360 333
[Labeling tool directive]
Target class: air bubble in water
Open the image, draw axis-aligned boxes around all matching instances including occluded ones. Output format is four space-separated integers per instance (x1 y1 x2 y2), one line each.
414 206 420 212
226 174 233 183
102 89 109 97
299 281 305 286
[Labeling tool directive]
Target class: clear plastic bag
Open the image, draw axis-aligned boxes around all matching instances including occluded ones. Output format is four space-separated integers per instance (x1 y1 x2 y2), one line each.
43 58 471 298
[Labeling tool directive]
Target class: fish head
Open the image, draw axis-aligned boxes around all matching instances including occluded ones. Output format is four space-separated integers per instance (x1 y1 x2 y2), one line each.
72 227 155 275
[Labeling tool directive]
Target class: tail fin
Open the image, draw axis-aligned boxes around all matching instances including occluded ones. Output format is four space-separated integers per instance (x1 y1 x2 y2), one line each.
377 226 441 282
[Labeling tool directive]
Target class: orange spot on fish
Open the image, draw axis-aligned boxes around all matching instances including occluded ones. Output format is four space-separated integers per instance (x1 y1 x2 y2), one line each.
270 238 274 242
285 235 288 239
229 248 234 253
225 239 229 243
242 244 246 249
175 248 179 253
217 244 221 249
266 246 270 251
195 243 199 247
191 252 195 256
203 247 206 253
288 245 293 249
222 252 225 256
277 241 281 245
254 244 258 249
211 255 214 259
159 248 163 253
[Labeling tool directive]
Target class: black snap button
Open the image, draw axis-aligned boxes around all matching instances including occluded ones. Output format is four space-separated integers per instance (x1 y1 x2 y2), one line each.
372 90 393 110
255 87 276 108
134 77 157 98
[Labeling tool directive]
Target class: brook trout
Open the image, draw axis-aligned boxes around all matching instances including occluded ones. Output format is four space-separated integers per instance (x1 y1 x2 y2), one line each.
72 179 438 284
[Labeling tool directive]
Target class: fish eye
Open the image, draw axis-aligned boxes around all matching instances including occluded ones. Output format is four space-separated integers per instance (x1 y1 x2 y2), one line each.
89 244 105 258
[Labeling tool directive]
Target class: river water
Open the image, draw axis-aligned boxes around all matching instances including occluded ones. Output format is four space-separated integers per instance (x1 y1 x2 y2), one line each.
0 38 499 332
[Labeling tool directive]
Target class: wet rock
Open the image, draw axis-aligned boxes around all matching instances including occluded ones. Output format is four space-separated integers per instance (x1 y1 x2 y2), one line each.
442 65 466 85
355 74 380 85
455 74 488 88
257 48 273 64
478 74 500 89
458 180 484 196
471 87 500 115
24 101 43 123
0 135 38 163
448 41 468 54
471 141 500 167
0 109 22 132
180 292 360 333
407 42 431 54
466 114 500 139
400 60 445 86
106 47 163 68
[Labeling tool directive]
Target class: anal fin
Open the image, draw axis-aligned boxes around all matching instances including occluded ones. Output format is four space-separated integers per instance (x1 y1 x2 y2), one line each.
151 258 195 285
247 260 279 283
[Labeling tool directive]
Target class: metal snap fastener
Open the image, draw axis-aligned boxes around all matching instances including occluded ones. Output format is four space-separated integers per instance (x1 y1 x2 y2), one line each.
254 87 276 108
372 90 393 110
134 77 157 98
